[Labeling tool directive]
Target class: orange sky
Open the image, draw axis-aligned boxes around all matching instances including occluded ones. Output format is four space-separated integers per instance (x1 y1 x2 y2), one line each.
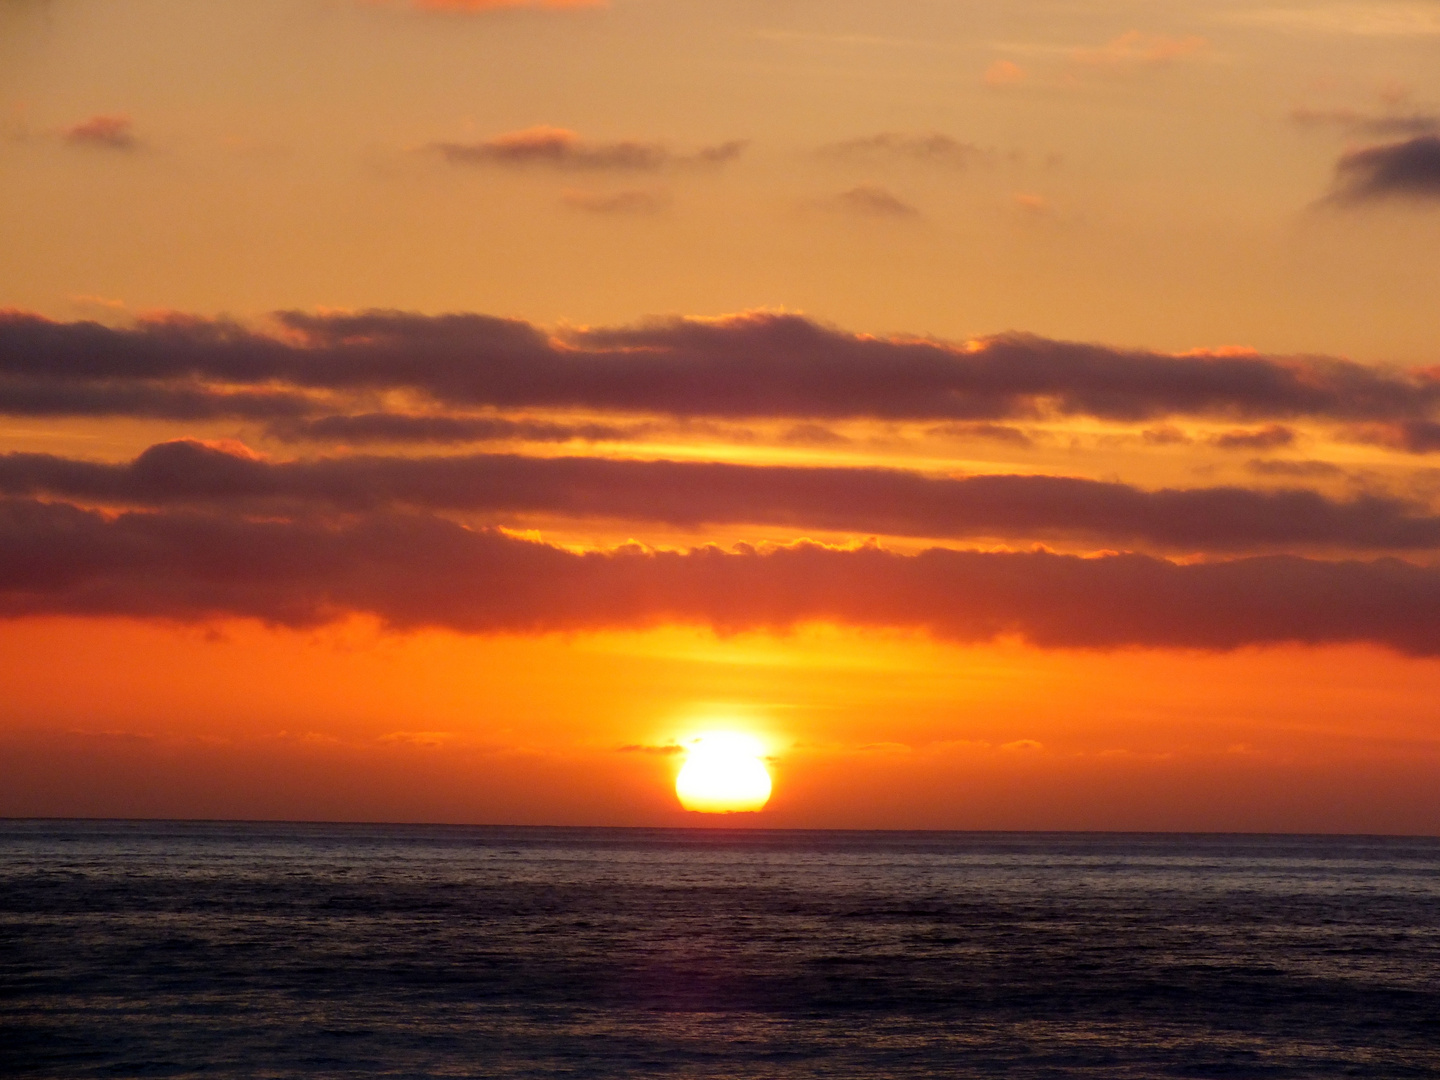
3 0 1440 830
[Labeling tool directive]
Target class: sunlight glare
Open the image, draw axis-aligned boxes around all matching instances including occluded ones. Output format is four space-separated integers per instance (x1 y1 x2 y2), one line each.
675 731 773 813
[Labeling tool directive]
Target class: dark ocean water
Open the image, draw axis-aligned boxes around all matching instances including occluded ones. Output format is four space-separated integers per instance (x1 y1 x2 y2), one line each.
1 822 1438 1078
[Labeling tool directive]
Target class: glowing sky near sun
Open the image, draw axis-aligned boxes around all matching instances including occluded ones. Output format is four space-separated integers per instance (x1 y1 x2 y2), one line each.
1 0 1439 830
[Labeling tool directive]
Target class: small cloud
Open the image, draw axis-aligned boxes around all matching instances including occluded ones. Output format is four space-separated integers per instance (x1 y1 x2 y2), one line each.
432 125 664 169
618 743 683 755
65 114 137 150
984 59 1027 87
817 131 982 168
1324 135 1440 204
1378 80 1412 107
691 139 748 166
379 731 455 747
1142 425 1191 446
69 294 126 313
1348 419 1440 453
562 188 669 214
1011 192 1053 216
408 0 605 9
830 184 919 217
1073 30 1207 67
1224 3 1440 37
1210 424 1295 451
929 422 1033 446
1359 114 1438 136
1246 458 1344 477
999 739 1044 753
1290 105 1365 127
780 422 849 446
428 126 743 171
854 741 914 755
1289 105 1440 137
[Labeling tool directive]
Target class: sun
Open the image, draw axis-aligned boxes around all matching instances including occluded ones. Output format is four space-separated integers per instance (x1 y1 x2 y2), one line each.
675 731 773 813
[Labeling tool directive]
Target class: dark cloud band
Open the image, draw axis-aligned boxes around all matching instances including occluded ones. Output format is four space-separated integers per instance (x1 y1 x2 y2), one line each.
2 497 1438 653
2 309 1437 424
3 441 1438 552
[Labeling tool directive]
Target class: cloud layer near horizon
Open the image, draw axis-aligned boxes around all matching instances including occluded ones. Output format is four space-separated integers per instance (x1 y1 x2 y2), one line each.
4 439 1439 553
3 308 1438 426
4 496 1440 653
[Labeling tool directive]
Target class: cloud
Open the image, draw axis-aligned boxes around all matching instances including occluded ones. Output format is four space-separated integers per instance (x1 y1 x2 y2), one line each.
1072 31 1207 67
929 422 1033 446
562 314 1440 422
690 140 748 165
8 440 1440 553
3 497 1440 654
1012 192 1054 217
64 114 137 150
0 377 317 421
267 413 647 445
1289 106 1440 137
1143 425 1189 446
1352 419 1440 454
69 294 127 313
1225 3 1440 37
779 422 849 446
562 188 669 214
4 309 1439 425
829 185 919 218
431 126 665 169
984 60 1027 87
1209 425 1295 451
1247 459 1344 478
1325 136 1440 204
410 0 604 9
429 127 744 171
817 132 981 168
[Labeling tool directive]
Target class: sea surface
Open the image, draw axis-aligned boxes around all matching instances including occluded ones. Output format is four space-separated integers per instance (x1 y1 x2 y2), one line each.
1 822 1438 1078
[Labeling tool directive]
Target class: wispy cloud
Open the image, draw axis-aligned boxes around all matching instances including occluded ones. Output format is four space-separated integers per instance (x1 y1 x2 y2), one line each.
1011 192 1054 217
984 60 1028 87
817 132 982 168
562 188 670 214
404 0 605 10
1351 419 1440 453
1289 106 1440 138
267 413 649 445
429 126 745 171
1072 30 1207 67
828 185 919 218
1209 425 1295 451
64 114 138 150
1224 2 1440 37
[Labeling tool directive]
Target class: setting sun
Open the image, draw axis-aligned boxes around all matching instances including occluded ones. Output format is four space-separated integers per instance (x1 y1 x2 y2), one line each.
674 732 773 813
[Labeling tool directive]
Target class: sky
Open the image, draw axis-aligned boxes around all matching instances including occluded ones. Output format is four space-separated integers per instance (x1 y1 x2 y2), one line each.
2 0 1440 831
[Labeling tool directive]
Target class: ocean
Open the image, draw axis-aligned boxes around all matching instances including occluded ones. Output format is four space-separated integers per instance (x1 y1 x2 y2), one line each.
1 821 1437 1078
